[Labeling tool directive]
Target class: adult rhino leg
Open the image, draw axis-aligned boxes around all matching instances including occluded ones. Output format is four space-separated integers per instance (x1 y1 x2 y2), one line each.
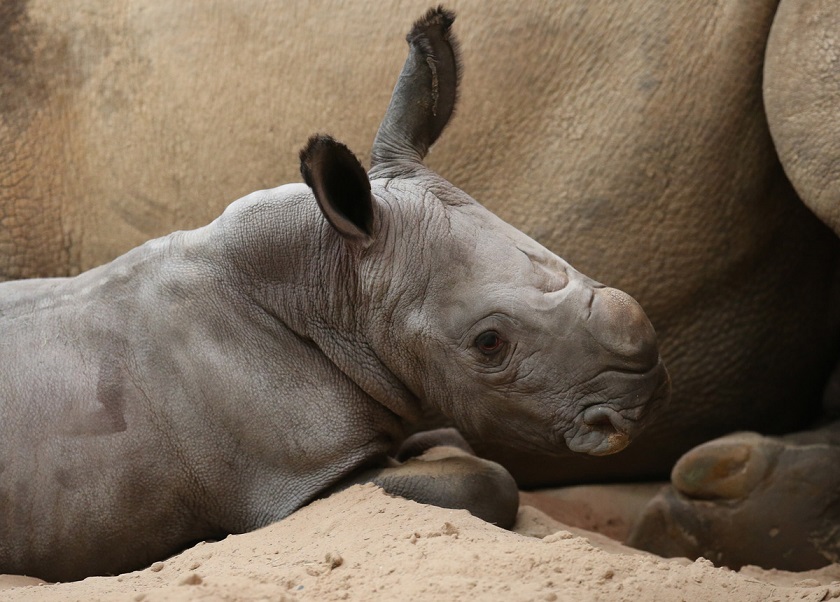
627 424 840 570
765 0 840 237
334 429 519 529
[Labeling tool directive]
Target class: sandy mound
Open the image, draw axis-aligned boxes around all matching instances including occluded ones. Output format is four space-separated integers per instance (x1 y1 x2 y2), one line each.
3 484 840 601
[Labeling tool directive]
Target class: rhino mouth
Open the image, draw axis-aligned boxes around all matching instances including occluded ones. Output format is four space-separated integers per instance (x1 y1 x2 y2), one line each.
564 360 670 456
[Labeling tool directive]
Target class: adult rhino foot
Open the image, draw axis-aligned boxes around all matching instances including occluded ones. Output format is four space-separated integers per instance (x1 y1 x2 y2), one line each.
627 429 840 570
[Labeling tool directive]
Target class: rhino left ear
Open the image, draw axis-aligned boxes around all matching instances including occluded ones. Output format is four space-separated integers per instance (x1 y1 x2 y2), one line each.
300 134 374 246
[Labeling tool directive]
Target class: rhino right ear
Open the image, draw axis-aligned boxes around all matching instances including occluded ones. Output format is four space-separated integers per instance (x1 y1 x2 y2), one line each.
300 134 374 247
370 7 460 170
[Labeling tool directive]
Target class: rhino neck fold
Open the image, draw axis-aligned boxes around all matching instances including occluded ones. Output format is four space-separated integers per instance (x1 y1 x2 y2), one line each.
311 326 426 427
213 185 425 427
300 222 427 427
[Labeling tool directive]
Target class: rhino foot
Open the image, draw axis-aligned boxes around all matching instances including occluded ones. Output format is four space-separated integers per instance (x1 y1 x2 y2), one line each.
338 430 518 529
395 427 476 461
627 427 840 570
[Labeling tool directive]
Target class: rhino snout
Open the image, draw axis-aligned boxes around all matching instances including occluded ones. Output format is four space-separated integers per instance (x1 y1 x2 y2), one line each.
564 366 671 456
561 283 671 456
586 286 659 370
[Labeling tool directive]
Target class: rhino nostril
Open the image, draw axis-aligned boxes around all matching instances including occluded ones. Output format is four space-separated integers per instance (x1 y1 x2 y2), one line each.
582 406 631 454
583 407 618 433
583 405 621 434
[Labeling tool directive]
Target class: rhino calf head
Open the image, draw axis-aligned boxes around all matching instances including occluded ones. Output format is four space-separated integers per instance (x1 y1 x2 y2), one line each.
0 6 669 582
295 8 670 458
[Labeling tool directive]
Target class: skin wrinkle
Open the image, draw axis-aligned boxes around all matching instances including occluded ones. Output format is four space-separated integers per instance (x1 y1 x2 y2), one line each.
257 188 426 427
349 208 427 421
163 199 394 532
121 328 208 519
360 172 666 458
471 342 519 379
315 230 353 332
367 181 440 333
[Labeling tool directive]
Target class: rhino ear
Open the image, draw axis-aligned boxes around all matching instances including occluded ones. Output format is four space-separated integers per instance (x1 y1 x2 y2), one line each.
300 134 374 246
370 6 460 169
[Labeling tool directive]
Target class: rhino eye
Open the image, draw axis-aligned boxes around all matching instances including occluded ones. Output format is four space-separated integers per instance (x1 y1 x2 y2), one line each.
475 331 504 355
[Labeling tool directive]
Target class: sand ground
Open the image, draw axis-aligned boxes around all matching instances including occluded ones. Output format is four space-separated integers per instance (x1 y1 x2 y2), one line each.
2 484 839 601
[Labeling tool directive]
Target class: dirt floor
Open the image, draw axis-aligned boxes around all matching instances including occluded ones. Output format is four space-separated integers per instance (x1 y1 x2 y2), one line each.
2 484 839 601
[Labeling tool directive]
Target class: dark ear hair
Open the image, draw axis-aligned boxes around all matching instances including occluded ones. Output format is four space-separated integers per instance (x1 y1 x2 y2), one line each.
300 134 374 246
370 6 460 170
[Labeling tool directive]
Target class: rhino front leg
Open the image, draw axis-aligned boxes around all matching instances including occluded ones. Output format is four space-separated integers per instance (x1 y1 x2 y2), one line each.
363 447 519 529
336 430 519 529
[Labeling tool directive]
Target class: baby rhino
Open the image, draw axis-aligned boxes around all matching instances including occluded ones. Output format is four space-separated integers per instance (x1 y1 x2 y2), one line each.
0 8 669 581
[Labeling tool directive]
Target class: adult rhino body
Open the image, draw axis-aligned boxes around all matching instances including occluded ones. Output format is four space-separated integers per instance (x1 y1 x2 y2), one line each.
3 0 840 570
624 0 840 571
0 9 668 581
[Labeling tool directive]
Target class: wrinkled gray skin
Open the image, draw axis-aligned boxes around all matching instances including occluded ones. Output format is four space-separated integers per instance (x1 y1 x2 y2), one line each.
0 9 668 582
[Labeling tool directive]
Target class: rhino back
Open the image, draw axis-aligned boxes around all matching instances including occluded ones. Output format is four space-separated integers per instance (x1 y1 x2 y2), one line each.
0 256 207 578
0 216 399 580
